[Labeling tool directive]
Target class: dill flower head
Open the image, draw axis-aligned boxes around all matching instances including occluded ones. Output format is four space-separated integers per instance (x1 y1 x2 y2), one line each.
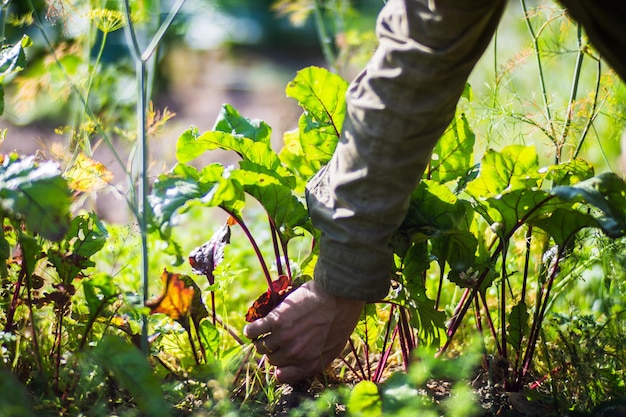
87 8 126 33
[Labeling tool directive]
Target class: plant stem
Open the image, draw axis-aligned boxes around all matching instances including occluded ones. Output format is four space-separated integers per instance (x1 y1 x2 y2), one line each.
520 0 556 144
518 243 566 386
435 267 444 310
0 0 10 44
480 291 503 356
362 308 372 381
347 338 367 380
268 217 284 277
397 307 413 370
574 57 602 158
122 0 187 354
313 0 337 72
521 226 532 302
373 304 396 383
500 240 508 360
83 30 109 149
557 24 584 163
224 209 275 292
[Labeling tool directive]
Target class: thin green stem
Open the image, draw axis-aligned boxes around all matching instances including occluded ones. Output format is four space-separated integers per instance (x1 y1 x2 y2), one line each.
141 0 185 62
0 0 10 43
84 31 108 126
557 24 584 163
313 0 337 72
122 0 186 354
574 57 602 158
520 0 556 144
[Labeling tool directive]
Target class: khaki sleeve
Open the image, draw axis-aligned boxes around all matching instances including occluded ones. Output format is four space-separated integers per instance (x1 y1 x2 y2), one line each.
306 0 506 302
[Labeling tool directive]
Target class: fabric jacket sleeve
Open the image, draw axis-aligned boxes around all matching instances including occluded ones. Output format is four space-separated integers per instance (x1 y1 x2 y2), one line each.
305 0 506 302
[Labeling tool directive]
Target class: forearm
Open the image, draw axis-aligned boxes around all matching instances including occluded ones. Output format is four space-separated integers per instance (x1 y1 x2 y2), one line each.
307 0 506 302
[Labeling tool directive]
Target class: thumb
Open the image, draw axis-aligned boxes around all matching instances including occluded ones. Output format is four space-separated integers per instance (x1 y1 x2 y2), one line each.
243 316 272 340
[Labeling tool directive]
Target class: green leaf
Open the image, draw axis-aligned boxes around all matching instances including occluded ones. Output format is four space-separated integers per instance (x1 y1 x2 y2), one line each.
0 35 30 116
67 212 108 258
278 128 319 191
430 112 475 184
176 127 293 184
0 154 71 241
89 336 170 417
529 208 599 247
213 103 272 144
230 168 310 240
0 35 30 81
348 380 382 417
392 244 447 347
0 370 35 417
473 188 558 238
83 272 118 320
380 372 428 414
148 163 245 238
48 213 108 282
544 158 594 186
466 145 541 198
198 319 220 357
285 66 349 165
506 301 529 350
354 304 380 347
399 180 473 237
550 172 626 238
432 230 478 286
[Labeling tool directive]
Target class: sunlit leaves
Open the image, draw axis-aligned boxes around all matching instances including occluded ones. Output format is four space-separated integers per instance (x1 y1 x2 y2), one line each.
213 103 272 144
0 153 71 241
430 112 476 184
158 97 315 243
284 66 348 166
65 153 114 193
83 272 118 320
347 380 382 417
230 168 309 238
146 270 195 324
476 188 556 238
544 158 594 186
506 301 529 349
466 145 541 198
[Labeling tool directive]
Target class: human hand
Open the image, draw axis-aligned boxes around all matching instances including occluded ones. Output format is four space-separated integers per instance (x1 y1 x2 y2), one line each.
243 280 365 384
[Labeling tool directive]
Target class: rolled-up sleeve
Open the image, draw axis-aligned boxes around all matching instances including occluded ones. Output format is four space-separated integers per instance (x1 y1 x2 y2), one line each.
305 0 506 302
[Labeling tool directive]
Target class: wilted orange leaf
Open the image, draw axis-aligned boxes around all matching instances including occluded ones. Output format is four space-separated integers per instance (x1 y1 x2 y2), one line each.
146 269 194 321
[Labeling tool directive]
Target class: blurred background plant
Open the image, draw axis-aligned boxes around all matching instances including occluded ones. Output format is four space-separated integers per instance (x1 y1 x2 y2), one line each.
0 0 625 416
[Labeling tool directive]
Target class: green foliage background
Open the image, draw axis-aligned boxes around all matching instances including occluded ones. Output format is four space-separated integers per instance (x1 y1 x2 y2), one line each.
0 0 624 416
